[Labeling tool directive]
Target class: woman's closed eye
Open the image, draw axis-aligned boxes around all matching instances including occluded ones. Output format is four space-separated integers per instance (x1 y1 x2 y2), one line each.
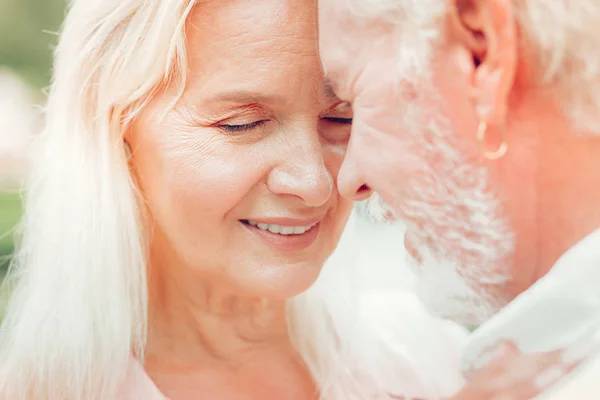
322 117 352 125
218 119 269 133
320 109 353 143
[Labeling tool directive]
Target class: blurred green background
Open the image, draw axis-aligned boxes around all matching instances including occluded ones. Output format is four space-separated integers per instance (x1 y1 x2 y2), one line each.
0 0 65 89
0 0 65 271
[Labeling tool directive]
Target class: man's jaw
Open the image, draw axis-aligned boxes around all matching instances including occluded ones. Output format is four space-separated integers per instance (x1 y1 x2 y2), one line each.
407 245 502 326
361 195 509 325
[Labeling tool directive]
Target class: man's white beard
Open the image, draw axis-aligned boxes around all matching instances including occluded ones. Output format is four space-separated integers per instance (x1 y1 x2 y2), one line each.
401 171 515 326
406 235 507 326
381 92 516 326
365 193 511 326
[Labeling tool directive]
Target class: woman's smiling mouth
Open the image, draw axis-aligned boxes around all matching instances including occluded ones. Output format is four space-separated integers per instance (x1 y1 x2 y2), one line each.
240 218 322 251
243 220 317 235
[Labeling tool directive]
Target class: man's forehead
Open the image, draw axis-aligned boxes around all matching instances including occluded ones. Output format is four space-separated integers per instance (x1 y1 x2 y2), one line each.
318 38 355 88
318 0 373 39
318 3 400 65
318 0 351 15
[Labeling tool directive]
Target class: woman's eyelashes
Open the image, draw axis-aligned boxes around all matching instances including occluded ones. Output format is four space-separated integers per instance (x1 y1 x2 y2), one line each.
217 116 352 134
320 116 353 143
322 117 352 125
218 119 269 133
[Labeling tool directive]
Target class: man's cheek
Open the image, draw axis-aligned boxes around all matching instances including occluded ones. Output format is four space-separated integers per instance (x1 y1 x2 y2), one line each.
358 101 405 141
358 118 411 164
354 124 401 181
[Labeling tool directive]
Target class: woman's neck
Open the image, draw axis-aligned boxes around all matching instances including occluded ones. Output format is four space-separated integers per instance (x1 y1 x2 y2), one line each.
146 262 292 366
142 250 318 399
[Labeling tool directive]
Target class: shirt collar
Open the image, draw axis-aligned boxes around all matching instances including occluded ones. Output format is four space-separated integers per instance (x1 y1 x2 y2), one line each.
463 228 600 371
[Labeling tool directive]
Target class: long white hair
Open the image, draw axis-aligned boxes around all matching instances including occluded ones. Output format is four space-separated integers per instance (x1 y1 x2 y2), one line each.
0 0 195 398
0 0 468 399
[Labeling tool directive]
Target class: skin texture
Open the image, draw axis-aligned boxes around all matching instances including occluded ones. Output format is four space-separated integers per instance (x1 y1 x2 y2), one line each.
319 0 600 321
125 0 353 398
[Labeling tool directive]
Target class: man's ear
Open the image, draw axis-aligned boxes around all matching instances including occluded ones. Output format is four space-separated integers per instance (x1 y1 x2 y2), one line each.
447 0 517 126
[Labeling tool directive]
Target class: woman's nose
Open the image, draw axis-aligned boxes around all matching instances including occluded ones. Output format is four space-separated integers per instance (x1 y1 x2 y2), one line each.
267 134 334 207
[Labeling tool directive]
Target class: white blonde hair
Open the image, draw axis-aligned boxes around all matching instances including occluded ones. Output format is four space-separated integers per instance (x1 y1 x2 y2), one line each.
345 0 600 133
0 0 194 398
0 1 467 399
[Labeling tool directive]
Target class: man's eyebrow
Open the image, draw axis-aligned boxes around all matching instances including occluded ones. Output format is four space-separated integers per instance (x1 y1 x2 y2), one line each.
323 77 339 100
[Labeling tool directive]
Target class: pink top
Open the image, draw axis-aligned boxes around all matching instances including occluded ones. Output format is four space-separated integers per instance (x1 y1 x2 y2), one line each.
119 359 166 400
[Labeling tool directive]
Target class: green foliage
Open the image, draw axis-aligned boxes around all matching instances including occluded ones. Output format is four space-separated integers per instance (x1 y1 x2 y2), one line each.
0 192 21 268
0 0 65 270
0 0 66 89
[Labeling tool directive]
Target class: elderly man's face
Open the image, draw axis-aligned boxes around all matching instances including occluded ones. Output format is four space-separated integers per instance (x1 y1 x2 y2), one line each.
318 1 524 324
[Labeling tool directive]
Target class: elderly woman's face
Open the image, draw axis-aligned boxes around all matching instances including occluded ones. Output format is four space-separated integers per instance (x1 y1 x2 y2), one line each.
129 0 353 298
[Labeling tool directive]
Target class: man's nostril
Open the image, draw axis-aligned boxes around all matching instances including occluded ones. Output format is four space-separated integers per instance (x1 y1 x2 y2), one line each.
358 184 370 193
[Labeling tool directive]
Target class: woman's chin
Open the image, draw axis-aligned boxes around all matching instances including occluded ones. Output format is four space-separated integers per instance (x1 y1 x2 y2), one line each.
234 260 325 300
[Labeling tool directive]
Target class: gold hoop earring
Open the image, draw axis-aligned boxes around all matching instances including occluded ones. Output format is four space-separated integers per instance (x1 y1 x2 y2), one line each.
477 121 507 160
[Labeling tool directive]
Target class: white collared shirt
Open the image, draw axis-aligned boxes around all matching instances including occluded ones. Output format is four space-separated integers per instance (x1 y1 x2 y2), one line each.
464 228 600 399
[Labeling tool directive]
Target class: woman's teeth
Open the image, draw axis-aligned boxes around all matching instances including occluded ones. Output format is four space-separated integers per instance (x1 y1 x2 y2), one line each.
246 220 316 235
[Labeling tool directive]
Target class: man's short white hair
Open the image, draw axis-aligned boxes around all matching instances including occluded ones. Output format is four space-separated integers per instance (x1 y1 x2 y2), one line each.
345 0 600 133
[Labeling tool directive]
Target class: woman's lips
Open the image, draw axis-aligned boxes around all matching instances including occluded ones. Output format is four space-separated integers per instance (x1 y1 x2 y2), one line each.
240 218 322 251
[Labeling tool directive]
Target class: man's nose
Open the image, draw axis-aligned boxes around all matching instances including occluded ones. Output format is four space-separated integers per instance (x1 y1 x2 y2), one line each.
337 142 372 202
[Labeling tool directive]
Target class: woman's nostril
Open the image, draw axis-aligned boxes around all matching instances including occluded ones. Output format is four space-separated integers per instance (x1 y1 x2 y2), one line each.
358 184 370 193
